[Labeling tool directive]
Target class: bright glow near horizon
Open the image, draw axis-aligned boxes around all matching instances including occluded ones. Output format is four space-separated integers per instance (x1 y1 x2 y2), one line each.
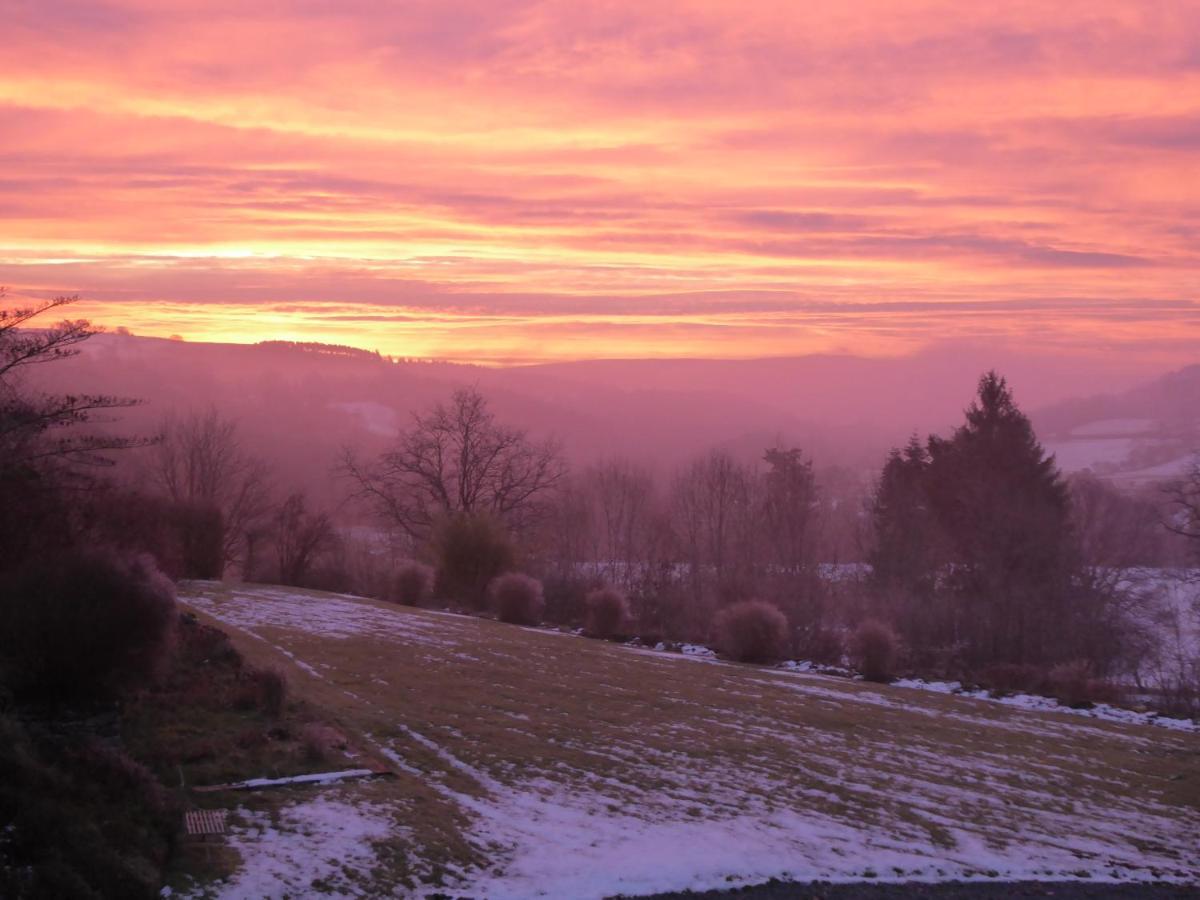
2 1 1199 364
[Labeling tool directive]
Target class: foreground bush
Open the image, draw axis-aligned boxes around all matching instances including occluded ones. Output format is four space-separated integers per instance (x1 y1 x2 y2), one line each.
389 560 435 606
434 513 516 608
585 586 631 639
714 600 788 663
0 714 176 900
0 550 178 703
490 572 545 625
851 618 899 683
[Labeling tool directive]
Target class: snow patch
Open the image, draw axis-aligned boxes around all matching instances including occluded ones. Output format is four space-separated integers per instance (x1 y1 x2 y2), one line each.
184 797 395 899
185 584 463 649
891 677 1198 732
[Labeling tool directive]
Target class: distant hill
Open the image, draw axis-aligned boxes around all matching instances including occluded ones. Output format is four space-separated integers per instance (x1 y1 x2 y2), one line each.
25 333 1193 506
1035 365 1200 484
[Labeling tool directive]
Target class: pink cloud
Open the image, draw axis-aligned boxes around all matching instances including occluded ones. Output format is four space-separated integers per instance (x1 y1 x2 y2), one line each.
1 1 1197 364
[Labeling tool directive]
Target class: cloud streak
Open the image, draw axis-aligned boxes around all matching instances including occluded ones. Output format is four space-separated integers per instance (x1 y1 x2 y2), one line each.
1 1 1198 363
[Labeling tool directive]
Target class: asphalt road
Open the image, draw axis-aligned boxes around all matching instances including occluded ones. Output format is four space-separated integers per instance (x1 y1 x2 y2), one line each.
637 881 1200 899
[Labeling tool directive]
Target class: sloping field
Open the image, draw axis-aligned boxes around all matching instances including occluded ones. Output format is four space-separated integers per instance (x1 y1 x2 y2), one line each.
178 583 1200 899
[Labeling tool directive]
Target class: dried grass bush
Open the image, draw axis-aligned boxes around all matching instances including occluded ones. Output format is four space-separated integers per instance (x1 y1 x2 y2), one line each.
584 586 631 639
714 600 788 663
300 723 346 763
389 560 435 606
490 572 545 625
851 618 899 683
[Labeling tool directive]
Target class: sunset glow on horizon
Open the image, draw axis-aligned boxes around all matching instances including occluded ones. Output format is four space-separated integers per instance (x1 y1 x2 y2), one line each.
3 1 1199 364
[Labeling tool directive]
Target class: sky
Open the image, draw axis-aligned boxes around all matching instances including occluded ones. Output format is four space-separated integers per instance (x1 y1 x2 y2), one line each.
2 0 1199 364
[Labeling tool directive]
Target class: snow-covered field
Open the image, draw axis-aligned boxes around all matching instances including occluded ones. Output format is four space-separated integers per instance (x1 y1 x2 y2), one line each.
179 583 1200 898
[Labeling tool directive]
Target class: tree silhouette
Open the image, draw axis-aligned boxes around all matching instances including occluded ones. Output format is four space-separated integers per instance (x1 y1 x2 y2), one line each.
343 387 565 545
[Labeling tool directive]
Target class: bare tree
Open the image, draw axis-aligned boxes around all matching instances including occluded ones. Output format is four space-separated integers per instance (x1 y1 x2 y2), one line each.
671 449 757 607
342 387 566 543
1165 454 1200 563
540 476 595 575
152 408 271 569
272 492 336 586
587 458 657 587
1 292 142 470
1069 472 1164 567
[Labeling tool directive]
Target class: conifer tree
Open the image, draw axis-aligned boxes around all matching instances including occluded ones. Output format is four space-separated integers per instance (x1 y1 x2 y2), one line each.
924 371 1073 664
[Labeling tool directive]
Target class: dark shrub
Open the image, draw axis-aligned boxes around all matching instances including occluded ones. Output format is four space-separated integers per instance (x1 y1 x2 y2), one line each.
301 723 346 763
171 502 225 579
434 513 516 608
0 550 178 703
1046 660 1120 708
181 614 244 670
714 600 788 663
88 492 224 580
389 560 435 606
254 667 288 718
0 713 176 900
234 667 288 718
980 662 1045 695
851 619 899 683
794 624 846 666
301 561 354 595
74 738 172 815
540 571 594 625
585 586 631 639
490 572 544 625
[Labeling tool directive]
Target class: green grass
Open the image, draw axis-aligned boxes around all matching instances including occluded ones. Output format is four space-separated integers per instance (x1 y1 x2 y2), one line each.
175 581 1200 896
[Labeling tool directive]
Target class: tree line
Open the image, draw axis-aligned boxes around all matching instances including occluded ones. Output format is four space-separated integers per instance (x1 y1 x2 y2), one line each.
2 296 1198 716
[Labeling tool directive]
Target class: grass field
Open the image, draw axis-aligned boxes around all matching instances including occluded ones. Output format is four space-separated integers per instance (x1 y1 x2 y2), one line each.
175 582 1200 899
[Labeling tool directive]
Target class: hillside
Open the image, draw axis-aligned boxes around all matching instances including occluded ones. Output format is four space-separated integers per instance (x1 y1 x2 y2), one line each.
1036 366 1200 484
27 335 1190 503
174 583 1200 898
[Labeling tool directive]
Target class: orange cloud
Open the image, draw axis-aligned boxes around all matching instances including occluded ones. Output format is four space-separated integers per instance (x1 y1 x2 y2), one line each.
1 1 1198 364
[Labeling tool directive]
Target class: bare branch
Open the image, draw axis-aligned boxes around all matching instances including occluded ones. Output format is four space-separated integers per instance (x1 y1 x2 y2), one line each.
341 387 566 542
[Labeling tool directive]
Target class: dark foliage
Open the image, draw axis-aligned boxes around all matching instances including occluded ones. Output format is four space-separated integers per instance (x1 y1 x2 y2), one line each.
434 513 516 609
490 572 545 625
247 668 288 719
866 372 1136 672
792 623 846 666
540 570 595 625
760 447 818 574
869 435 943 597
388 560 435 606
1045 661 1121 709
0 715 177 900
0 550 178 703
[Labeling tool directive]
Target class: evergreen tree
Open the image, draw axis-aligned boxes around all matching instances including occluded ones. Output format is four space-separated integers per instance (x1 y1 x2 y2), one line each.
924 371 1073 665
761 447 818 574
869 434 938 593
865 372 1123 670
867 435 955 654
